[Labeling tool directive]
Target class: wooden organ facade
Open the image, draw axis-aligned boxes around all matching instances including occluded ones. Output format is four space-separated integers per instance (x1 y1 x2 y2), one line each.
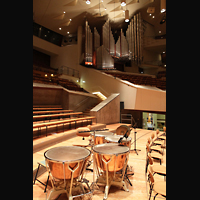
83 13 143 69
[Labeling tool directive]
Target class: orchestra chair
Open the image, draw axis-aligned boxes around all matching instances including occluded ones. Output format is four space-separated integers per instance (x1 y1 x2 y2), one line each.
146 143 163 165
151 133 164 146
147 155 166 181
147 138 163 155
148 167 166 200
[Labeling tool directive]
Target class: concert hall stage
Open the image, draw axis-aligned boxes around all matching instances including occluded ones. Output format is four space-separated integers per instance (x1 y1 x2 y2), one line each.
33 123 166 200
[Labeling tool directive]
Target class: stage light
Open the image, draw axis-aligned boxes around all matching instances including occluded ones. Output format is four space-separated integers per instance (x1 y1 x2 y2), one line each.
121 0 126 6
125 10 129 22
161 0 166 13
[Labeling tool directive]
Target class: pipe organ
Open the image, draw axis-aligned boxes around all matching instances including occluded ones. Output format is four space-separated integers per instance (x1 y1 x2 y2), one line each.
115 36 121 57
121 29 129 58
94 27 100 52
83 13 143 69
96 45 114 69
126 13 143 65
109 27 115 56
85 20 93 65
102 19 109 52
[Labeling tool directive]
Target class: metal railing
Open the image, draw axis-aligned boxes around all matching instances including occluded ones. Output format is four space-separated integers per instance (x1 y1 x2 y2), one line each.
58 66 80 78
120 114 133 125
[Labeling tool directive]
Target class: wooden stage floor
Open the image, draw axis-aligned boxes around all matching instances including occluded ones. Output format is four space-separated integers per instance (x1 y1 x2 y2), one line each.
33 123 166 200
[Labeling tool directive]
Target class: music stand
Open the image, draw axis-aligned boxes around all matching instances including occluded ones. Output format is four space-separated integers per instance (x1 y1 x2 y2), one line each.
130 119 141 155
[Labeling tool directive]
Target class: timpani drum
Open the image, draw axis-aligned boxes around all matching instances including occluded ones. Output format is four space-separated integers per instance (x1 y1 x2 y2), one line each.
93 143 129 172
92 143 130 199
105 135 132 148
44 146 91 180
116 125 131 136
44 146 91 200
92 131 114 145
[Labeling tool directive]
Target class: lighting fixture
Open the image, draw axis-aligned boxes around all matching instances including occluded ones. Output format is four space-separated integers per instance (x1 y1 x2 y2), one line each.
125 10 129 22
59 27 61 30
161 0 166 13
86 0 91 4
121 0 126 6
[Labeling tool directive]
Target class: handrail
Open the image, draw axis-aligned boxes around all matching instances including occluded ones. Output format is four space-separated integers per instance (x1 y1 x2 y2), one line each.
73 97 91 111
58 65 80 78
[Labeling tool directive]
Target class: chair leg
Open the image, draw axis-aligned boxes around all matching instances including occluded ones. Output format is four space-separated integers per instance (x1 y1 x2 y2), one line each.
153 193 158 200
149 184 153 200
33 163 40 184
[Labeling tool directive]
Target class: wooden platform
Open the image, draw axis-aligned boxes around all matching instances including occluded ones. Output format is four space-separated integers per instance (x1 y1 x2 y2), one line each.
33 124 166 200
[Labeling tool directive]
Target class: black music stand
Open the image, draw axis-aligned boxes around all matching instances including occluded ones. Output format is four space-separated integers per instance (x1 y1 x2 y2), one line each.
130 121 141 155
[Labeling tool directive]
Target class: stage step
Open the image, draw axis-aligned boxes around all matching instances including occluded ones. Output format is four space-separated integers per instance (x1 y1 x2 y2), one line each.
33 123 106 153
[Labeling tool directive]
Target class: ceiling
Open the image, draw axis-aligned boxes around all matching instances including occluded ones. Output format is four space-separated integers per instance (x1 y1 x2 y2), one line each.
33 0 166 37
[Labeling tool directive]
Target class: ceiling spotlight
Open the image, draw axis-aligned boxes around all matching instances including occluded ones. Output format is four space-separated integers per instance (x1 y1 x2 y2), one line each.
125 10 129 22
121 0 126 6
86 0 91 4
161 0 166 13
59 27 62 30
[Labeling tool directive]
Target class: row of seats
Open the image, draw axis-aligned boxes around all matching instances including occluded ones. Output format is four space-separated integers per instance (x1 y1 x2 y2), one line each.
33 105 96 138
33 69 87 92
145 128 166 200
157 71 166 79
105 72 166 90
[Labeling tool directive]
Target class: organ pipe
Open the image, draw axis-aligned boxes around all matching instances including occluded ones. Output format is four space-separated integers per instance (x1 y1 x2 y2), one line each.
126 12 143 64
94 27 100 52
120 29 128 58
109 26 115 56
85 20 93 65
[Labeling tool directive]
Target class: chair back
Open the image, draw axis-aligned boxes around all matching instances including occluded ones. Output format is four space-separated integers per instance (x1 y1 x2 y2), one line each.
147 154 153 165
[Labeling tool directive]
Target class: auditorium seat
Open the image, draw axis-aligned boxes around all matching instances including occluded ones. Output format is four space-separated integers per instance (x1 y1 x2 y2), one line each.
104 71 166 90
33 69 87 92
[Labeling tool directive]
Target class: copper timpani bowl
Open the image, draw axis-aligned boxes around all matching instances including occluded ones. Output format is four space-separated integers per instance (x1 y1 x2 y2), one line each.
44 146 91 180
105 135 132 148
92 131 114 145
92 143 129 172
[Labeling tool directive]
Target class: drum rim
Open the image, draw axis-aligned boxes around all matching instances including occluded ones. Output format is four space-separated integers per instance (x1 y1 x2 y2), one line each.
92 131 114 137
92 143 129 155
44 146 91 163
105 135 132 142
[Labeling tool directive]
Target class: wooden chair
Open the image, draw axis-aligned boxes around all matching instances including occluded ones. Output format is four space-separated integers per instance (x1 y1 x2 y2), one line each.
148 168 166 200
146 143 163 165
147 155 166 180
147 138 163 155
151 133 164 146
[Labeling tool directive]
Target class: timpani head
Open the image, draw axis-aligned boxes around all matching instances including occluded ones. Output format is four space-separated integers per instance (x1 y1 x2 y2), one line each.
44 146 91 180
105 135 132 148
115 125 131 136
